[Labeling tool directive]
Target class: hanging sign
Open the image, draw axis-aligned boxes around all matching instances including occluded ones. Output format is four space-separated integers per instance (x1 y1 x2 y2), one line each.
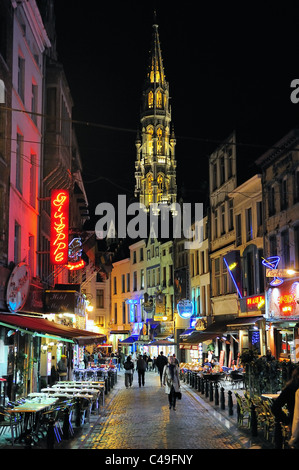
50 189 69 265
6 263 31 312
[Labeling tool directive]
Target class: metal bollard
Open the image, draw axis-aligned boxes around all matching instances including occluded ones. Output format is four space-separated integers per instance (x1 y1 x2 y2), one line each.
209 382 214 402
215 383 219 406
228 390 233 416
200 377 205 394
75 398 81 427
62 407 70 440
220 387 225 410
47 417 55 449
205 380 209 398
250 403 258 437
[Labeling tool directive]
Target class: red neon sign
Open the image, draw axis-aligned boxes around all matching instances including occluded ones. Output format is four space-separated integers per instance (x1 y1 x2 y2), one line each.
50 189 69 265
66 260 86 271
246 295 265 309
278 293 296 315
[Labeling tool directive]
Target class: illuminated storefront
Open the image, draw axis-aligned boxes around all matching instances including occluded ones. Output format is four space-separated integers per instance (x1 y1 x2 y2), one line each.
265 279 299 362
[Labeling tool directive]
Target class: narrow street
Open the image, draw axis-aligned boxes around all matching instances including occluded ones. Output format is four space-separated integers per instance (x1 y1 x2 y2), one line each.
63 369 271 451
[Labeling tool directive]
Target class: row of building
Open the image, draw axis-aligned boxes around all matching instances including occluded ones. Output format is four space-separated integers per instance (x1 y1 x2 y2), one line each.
0 1 298 402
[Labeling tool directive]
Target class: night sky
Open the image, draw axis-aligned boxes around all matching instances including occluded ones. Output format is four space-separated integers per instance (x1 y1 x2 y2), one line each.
53 1 299 223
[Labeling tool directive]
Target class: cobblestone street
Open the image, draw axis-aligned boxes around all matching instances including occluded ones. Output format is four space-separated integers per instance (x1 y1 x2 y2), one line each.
64 370 270 451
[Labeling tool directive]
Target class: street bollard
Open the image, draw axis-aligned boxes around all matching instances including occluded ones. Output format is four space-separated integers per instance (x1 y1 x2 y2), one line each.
47 417 55 449
62 407 70 440
205 380 209 398
250 403 258 437
228 390 233 416
209 382 214 402
215 383 219 406
200 377 205 394
75 398 81 427
274 419 283 449
220 387 225 410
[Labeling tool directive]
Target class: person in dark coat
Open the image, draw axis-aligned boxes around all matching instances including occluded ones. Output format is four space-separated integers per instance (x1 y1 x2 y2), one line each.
155 351 168 386
272 367 299 425
136 354 147 387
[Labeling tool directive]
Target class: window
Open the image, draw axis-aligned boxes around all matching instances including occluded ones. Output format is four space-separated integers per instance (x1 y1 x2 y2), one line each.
148 91 153 108
281 230 290 267
126 273 130 292
214 258 220 296
14 222 21 265
113 277 117 295
157 128 163 154
140 269 144 289
133 271 137 291
228 199 234 231
31 82 38 125
256 201 263 232
236 214 242 246
140 248 144 261
220 204 225 235
29 153 36 208
246 208 253 241
133 251 136 264
156 90 162 108
220 155 225 185
268 185 275 216
114 303 117 324
212 162 217 190
281 178 288 210
16 133 23 193
96 289 104 308
96 315 105 327
121 274 125 293
227 148 233 179
28 235 34 275
122 302 126 324
269 235 277 256
214 209 218 239
18 55 25 102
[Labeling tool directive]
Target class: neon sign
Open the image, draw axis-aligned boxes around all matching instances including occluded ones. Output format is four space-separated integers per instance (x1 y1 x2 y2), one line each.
66 260 86 271
246 295 265 310
262 256 283 286
50 189 69 265
223 257 242 298
278 293 296 315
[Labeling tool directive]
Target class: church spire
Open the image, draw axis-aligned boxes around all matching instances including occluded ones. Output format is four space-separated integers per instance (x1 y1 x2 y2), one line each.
134 18 177 213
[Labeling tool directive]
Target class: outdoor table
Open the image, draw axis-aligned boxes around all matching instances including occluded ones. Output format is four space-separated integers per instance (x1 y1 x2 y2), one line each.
261 394 280 401
6 397 58 445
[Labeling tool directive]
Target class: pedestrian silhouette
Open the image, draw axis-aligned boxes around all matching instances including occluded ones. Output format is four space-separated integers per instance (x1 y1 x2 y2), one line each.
123 355 134 388
162 356 181 410
156 351 168 386
136 354 147 387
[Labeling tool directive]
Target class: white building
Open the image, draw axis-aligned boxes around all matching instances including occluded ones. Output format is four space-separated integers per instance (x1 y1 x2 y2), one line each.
8 1 50 275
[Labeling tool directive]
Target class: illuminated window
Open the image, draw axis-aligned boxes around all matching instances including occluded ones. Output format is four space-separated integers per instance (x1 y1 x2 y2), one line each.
157 128 163 154
147 174 153 204
157 90 162 108
147 127 153 155
148 91 153 108
157 174 163 202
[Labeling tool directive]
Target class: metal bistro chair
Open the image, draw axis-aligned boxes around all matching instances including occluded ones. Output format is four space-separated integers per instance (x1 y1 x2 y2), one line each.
0 407 22 446
234 392 251 428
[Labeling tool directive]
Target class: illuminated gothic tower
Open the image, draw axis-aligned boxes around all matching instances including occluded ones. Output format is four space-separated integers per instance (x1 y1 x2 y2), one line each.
134 20 177 212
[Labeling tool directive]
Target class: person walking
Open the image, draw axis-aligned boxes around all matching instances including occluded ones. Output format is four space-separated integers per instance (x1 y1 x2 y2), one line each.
272 367 299 427
57 355 67 381
162 356 181 410
289 387 299 448
136 354 147 387
156 351 168 386
123 355 134 388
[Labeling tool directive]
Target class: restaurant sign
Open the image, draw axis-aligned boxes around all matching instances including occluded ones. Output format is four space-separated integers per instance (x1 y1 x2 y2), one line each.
44 290 86 316
50 189 69 265
6 263 31 313
266 280 299 319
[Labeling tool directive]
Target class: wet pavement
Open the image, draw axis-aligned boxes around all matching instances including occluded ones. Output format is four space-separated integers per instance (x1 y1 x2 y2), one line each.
1 369 276 454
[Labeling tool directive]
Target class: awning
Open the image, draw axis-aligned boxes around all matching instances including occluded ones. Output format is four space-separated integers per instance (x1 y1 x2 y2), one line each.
0 313 106 345
110 330 130 335
179 328 195 337
148 339 176 346
226 316 264 330
181 320 228 344
119 335 139 344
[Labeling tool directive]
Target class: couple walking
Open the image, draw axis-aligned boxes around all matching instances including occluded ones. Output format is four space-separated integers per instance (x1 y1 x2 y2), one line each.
123 354 147 388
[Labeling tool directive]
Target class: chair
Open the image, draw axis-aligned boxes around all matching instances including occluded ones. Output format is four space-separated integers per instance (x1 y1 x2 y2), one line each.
0 407 22 446
235 393 251 428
